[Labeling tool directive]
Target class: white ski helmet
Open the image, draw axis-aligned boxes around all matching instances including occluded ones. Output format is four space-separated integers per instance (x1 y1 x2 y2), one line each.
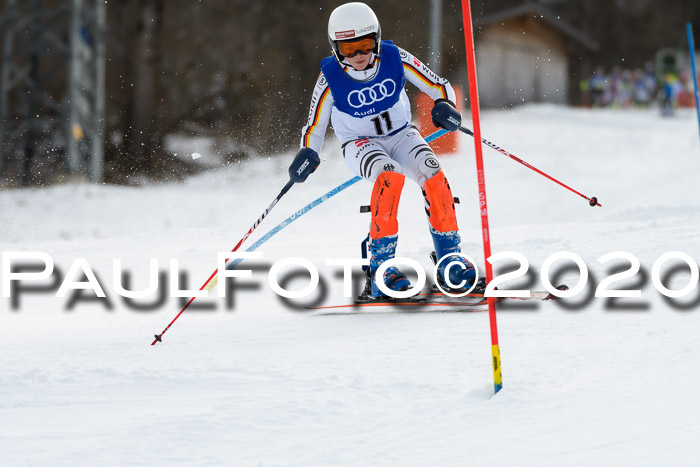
327 2 381 63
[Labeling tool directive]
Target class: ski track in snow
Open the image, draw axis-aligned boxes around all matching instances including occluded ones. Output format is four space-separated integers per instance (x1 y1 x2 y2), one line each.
1 105 700 466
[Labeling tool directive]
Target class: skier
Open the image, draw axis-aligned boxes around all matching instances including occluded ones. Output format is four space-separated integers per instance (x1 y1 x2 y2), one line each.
288 2 475 299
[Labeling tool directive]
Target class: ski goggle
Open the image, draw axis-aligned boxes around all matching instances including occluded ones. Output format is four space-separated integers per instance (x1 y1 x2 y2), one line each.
337 37 376 58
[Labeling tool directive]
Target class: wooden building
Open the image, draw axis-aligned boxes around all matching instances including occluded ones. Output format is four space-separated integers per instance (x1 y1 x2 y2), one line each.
474 3 598 107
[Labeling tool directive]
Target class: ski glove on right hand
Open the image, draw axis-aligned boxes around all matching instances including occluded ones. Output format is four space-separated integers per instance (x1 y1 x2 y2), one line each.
289 147 320 183
431 99 462 132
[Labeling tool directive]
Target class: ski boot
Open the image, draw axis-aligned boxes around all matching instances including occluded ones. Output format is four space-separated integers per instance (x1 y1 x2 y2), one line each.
358 234 411 301
429 228 477 292
429 250 485 294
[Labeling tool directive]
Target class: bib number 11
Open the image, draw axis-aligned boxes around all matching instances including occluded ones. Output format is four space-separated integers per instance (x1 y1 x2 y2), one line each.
371 111 393 135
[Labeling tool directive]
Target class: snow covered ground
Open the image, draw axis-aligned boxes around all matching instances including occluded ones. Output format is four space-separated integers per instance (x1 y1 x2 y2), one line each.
2 105 700 466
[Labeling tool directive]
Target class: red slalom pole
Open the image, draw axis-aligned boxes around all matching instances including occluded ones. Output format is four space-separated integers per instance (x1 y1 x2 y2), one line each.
459 126 601 207
151 179 295 345
461 0 502 393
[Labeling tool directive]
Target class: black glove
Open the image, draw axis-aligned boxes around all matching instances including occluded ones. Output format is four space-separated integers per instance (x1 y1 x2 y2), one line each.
289 147 320 183
431 99 461 132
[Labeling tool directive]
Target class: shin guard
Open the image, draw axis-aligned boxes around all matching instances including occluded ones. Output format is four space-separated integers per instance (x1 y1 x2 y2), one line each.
422 170 458 232
370 171 405 240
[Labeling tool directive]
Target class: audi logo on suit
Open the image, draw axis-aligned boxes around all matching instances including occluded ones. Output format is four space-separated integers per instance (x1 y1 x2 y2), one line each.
347 79 397 108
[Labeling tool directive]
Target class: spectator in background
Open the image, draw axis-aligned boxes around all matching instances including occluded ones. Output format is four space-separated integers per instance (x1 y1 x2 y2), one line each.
676 71 697 108
660 72 681 116
586 62 659 110
616 69 634 108
589 66 608 108
643 62 658 101
632 69 652 107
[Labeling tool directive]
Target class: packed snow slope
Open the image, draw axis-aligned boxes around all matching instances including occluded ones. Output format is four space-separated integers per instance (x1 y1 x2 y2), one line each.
2 105 700 466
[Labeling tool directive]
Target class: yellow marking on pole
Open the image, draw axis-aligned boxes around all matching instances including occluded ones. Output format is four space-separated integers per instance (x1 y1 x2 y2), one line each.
492 344 503 391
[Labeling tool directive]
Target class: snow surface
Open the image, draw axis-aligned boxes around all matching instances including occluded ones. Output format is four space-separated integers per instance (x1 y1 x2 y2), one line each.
2 105 700 466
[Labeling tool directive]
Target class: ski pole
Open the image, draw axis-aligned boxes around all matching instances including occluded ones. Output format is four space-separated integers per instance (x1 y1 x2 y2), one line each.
151 127 450 345
459 126 601 207
151 179 295 345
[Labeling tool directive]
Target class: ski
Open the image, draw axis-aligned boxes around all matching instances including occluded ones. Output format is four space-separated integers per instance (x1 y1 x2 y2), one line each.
306 284 568 315
420 284 568 302
306 296 490 315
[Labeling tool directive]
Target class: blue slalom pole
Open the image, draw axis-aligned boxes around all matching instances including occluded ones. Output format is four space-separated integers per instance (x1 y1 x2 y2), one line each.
225 175 362 269
225 127 450 270
688 23 700 142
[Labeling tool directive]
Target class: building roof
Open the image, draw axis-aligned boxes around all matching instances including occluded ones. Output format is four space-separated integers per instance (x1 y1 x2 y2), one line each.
475 2 600 51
